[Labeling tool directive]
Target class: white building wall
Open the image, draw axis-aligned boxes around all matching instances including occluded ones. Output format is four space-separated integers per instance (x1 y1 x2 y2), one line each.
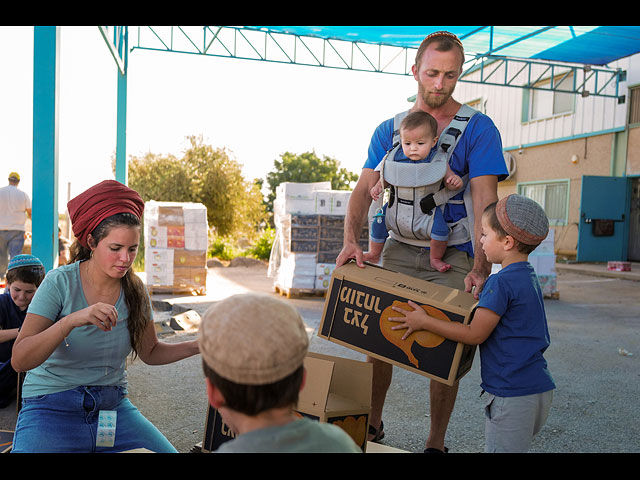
454 54 639 149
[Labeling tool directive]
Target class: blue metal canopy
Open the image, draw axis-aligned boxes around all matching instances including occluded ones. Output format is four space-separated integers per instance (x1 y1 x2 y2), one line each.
247 26 640 66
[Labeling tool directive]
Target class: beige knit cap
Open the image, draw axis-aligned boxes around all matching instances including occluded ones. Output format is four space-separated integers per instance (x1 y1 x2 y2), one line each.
496 194 549 246
198 293 309 385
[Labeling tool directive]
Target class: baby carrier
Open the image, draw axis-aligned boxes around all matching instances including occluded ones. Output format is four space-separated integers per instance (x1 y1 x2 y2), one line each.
377 104 478 249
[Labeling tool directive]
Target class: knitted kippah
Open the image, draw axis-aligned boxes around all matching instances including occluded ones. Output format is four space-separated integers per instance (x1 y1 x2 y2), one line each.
198 293 309 386
7 254 44 271
496 194 549 246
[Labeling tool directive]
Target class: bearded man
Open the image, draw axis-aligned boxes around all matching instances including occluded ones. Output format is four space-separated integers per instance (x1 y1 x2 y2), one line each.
336 31 508 453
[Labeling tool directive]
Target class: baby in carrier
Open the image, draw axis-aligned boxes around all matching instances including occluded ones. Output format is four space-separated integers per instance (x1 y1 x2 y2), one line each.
367 111 462 272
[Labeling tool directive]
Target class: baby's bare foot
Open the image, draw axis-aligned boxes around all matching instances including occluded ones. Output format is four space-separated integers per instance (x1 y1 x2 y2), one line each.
430 258 451 273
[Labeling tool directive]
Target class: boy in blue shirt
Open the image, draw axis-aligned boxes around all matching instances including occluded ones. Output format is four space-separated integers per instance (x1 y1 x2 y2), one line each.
0 254 45 408
388 194 555 452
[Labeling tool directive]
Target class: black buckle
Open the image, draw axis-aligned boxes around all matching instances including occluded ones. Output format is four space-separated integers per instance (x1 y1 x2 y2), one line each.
419 193 436 215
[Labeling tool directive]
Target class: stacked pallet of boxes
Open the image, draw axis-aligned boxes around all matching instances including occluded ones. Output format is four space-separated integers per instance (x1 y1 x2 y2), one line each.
269 182 368 295
528 228 558 298
144 201 209 295
490 228 558 298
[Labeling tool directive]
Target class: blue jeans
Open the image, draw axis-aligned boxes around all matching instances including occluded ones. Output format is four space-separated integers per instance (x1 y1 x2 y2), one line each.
11 386 178 453
0 230 25 275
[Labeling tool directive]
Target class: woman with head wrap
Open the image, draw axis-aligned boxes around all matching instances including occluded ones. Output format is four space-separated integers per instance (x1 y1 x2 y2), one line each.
11 180 199 453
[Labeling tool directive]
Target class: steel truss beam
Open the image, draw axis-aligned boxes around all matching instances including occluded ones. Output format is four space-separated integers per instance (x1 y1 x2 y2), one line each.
99 26 128 74
127 26 626 102
462 55 626 102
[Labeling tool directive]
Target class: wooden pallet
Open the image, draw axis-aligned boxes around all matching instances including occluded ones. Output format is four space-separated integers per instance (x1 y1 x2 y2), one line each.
274 284 326 299
148 285 206 296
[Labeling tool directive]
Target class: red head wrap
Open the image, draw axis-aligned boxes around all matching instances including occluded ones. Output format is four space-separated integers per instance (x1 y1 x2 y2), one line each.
67 180 145 249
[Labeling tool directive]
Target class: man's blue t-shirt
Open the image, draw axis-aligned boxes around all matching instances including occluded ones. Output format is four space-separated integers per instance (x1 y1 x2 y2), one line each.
477 261 556 397
364 111 508 256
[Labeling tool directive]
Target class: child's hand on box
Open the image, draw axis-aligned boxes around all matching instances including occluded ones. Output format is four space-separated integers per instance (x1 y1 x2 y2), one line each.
388 300 433 340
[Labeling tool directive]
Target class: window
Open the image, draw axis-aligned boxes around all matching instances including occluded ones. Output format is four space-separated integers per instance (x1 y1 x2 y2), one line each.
628 85 640 125
518 180 569 226
524 72 575 121
465 98 485 113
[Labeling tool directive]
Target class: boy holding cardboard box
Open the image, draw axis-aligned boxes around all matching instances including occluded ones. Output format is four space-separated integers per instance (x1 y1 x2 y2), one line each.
388 195 555 452
198 293 362 453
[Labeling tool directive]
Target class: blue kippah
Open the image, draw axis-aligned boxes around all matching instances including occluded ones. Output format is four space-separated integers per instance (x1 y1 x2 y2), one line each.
7 254 44 271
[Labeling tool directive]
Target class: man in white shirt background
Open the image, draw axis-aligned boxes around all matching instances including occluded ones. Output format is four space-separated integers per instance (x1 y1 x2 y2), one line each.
0 172 31 279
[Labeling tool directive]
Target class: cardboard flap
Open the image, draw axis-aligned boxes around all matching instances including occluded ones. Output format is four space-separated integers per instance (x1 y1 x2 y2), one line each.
307 352 372 407
299 356 334 412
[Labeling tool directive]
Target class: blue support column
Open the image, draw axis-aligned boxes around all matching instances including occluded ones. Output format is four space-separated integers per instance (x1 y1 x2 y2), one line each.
115 69 128 184
115 28 128 185
32 26 60 271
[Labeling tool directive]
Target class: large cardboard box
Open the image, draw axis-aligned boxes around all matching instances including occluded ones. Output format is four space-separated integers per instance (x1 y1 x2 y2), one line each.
319 262 478 386
297 352 372 451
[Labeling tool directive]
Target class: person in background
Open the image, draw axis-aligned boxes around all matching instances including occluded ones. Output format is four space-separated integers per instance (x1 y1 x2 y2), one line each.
58 226 70 266
0 172 32 279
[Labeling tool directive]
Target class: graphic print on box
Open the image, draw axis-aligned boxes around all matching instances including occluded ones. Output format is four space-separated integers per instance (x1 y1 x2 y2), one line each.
322 279 465 379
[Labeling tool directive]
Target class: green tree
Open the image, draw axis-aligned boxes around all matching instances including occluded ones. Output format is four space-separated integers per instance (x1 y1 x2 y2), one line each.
264 151 358 215
128 136 266 239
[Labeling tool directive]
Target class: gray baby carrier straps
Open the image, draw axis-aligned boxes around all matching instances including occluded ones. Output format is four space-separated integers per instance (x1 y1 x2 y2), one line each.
380 104 478 249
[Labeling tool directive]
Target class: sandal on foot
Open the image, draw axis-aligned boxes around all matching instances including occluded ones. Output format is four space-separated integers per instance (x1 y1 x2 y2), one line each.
368 420 385 442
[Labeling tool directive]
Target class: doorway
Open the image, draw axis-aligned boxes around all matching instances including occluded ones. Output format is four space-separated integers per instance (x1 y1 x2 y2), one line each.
629 177 640 261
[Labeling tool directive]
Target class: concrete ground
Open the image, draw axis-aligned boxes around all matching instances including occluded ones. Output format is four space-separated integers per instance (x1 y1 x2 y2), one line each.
1 260 639 453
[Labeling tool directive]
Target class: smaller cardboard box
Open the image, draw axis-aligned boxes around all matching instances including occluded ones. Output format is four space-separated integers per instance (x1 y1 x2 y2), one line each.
145 247 173 265
173 249 207 267
319 262 478 386
296 352 372 451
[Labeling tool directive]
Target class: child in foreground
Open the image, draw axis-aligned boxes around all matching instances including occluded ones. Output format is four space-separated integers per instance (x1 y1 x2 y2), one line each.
366 111 463 272
0 255 45 408
198 292 362 453
389 194 556 453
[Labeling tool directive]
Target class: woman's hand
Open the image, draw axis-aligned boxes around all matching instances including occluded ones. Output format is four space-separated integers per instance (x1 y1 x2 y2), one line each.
66 302 118 332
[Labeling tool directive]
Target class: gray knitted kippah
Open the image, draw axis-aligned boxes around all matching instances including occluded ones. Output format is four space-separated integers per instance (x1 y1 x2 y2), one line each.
496 194 549 245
